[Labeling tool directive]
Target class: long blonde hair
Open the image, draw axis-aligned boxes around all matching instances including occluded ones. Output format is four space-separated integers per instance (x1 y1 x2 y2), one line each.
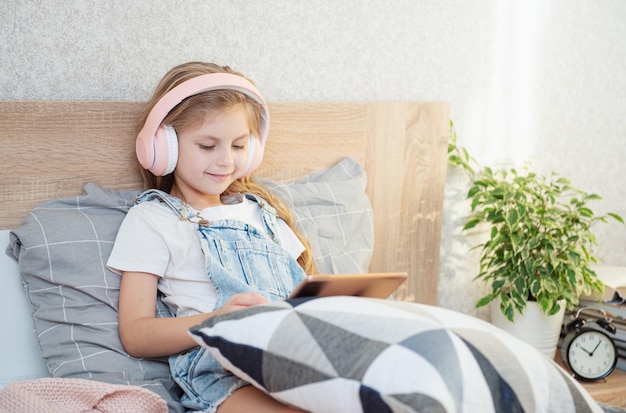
137 61 315 274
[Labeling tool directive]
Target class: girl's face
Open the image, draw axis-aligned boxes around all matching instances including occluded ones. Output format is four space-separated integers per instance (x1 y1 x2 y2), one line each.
171 103 251 209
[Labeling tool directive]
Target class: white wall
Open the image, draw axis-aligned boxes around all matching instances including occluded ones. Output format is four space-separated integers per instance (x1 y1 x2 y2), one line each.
2 0 625 319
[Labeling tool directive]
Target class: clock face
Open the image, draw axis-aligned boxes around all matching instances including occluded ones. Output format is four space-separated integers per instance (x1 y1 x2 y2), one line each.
564 329 617 380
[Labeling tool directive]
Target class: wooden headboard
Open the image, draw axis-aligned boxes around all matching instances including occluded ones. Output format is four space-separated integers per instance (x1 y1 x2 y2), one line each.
0 101 450 305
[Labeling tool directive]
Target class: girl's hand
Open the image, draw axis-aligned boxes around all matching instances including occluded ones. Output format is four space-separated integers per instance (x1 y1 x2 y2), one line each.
218 292 269 315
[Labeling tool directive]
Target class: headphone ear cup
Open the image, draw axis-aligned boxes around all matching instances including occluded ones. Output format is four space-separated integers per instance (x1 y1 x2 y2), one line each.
239 134 254 178
150 125 179 176
136 130 155 171
239 134 264 178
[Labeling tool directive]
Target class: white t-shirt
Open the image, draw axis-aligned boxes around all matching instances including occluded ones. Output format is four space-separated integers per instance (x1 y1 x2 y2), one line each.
107 196 305 317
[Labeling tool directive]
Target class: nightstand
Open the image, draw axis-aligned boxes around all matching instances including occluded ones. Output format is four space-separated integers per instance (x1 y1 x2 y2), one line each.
555 352 626 407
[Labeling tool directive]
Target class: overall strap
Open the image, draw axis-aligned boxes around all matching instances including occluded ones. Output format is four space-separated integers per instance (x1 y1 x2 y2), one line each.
133 189 198 221
134 190 282 243
243 193 281 244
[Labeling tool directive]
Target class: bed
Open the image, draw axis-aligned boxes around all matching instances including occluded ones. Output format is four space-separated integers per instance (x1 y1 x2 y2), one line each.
0 101 618 412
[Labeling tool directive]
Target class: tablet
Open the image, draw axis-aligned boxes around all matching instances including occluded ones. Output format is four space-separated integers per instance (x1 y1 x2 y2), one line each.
288 272 408 299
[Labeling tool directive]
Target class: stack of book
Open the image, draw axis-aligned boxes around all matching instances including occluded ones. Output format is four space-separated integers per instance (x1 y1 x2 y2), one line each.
565 266 626 371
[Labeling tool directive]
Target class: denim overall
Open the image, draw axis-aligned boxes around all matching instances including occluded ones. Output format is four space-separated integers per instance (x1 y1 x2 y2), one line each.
134 190 306 412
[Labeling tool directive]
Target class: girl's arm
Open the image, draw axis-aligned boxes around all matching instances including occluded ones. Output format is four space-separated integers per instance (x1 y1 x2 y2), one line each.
118 271 268 358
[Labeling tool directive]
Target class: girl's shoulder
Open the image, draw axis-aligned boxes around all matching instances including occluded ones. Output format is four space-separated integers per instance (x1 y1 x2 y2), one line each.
127 197 184 224
121 199 198 245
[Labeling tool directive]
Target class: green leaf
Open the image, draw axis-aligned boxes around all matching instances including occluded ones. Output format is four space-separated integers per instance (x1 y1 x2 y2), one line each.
503 302 516 321
506 208 519 228
585 194 602 201
463 218 481 231
448 154 462 165
476 295 494 308
490 226 498 240
547 302 562 316
492 279 505 291
491 188 505 199
511 232 522 249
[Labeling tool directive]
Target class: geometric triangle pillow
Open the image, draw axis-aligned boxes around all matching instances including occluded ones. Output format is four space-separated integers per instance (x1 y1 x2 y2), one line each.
190 296 602 413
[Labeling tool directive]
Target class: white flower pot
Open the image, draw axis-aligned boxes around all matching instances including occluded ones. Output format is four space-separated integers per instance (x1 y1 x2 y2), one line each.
490 300 565 358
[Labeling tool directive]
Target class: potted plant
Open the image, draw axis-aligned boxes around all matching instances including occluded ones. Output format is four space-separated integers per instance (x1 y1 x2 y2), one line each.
448 124 623 330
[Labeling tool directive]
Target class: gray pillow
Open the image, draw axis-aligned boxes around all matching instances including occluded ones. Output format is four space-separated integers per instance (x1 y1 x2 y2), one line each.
6 184 183 412
260 156 373 274
6 156 373 411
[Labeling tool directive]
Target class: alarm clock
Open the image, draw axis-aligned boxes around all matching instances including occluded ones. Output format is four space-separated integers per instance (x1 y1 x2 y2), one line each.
560 307 618 381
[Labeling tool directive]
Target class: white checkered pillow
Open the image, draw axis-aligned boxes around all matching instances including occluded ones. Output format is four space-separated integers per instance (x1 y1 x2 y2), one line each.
189 296 603 413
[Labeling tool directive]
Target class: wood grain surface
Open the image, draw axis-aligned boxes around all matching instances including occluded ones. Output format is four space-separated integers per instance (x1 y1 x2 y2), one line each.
0 100 450 305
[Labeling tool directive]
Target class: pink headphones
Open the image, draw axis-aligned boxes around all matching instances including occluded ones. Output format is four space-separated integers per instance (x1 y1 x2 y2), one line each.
136 73 270 177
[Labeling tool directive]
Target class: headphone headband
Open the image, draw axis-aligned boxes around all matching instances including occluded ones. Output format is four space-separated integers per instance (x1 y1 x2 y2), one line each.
136 73 270 176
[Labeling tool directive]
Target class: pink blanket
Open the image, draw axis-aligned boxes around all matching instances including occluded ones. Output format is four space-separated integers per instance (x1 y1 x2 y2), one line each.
0 377 168 413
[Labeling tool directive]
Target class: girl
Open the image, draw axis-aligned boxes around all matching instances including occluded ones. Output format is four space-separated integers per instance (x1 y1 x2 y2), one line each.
108 62 314 413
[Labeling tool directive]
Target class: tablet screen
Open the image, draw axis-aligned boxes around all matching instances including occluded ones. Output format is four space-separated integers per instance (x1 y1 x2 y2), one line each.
288 272 408 299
